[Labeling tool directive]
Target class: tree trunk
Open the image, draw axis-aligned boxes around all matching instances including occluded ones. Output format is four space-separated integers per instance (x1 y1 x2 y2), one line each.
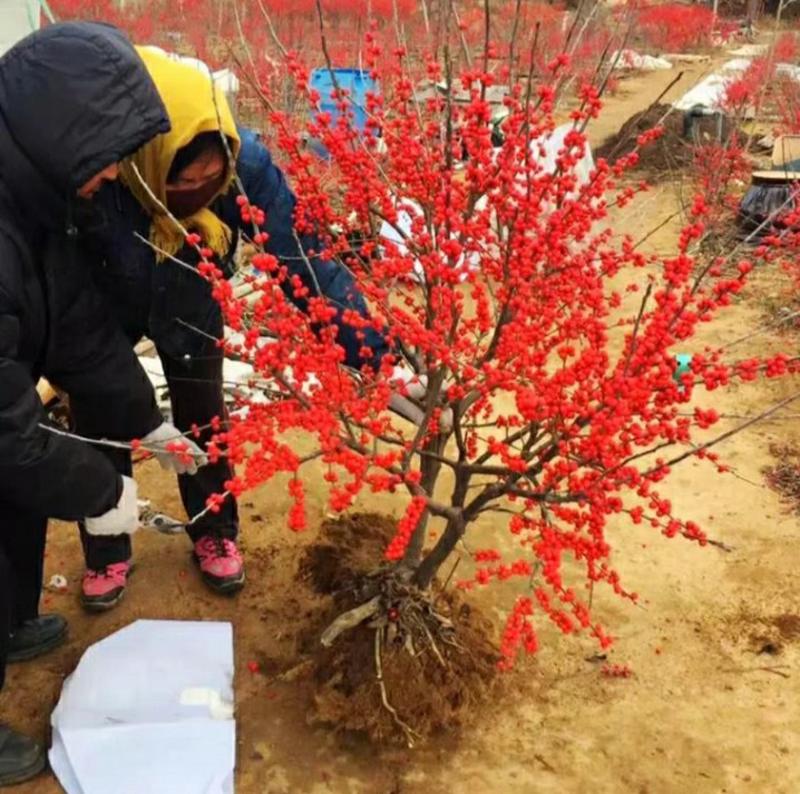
401 436 446 569
413 515 465 589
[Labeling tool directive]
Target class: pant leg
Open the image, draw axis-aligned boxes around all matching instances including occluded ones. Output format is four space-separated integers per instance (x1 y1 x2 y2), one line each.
63 327 145 571
0 510 47 690
77 446 133 570
159 343 238 543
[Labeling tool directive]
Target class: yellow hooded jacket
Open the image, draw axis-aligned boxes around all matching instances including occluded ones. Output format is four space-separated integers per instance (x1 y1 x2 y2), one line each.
120 46 241 262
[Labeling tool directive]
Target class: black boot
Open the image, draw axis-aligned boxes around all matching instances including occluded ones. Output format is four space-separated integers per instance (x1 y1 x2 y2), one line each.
7 615 67 663
0 724 46 786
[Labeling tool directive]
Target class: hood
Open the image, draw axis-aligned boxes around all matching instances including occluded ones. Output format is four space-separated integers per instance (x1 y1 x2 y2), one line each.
0 21 170 227
120 46 242 262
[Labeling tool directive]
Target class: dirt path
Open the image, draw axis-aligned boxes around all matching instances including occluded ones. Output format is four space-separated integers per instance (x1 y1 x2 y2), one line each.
6 53 800 794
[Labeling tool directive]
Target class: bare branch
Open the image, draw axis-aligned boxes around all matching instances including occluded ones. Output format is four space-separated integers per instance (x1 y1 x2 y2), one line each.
644 389 800 475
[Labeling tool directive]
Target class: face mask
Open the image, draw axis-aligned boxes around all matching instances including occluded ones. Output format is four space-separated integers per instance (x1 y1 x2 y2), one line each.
165 170 227 218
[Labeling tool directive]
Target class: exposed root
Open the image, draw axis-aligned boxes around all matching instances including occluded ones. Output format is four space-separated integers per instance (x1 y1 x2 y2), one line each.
301 513 501 743
319 569 458 654
374 627 422 748
320 596 380 647
311 583 499 743
418 618 448 669
312 578 499 742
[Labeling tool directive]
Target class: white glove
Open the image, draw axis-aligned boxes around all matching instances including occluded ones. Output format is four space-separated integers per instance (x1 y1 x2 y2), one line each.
85 475 139 536
142 422 208 475
388 365 453 432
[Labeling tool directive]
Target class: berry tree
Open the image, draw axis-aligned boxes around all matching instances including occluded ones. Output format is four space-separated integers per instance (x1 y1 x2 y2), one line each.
52 0 795 742
193 0 795 689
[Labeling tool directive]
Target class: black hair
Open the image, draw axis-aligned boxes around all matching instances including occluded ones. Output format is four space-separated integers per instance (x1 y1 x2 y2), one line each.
167 131 228 182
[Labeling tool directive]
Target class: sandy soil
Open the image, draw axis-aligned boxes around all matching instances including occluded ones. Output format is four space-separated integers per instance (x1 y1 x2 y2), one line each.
4 55 800 794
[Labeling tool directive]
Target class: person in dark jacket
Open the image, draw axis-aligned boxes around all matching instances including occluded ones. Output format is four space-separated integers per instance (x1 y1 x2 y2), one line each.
0 22 194 784
79 47 392 608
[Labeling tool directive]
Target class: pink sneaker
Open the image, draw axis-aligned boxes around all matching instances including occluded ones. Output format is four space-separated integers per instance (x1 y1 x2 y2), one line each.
193 537 245 594
81 562 132 612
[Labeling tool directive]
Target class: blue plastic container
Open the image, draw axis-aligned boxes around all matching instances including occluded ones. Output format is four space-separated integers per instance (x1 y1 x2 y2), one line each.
308 68 377 159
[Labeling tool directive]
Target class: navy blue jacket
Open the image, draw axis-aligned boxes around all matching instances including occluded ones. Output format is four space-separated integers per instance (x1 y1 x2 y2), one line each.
89 128 388 368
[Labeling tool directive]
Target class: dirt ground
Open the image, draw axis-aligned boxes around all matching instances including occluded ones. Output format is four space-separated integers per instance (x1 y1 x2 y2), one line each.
6 54 800 794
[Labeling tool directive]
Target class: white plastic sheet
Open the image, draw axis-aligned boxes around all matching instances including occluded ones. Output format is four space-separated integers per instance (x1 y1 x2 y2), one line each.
49 620 235 794
379 197 481 283
528 123 596 193
673 58 800 113
378 198 429 283
612 49 672 72
728 44 767 57
380 123 595 281
672 59 751 112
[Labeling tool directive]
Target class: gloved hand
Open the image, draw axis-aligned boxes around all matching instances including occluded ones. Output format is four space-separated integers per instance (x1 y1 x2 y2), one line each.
85 475 139 536
388 365 453 432
142 422 208 475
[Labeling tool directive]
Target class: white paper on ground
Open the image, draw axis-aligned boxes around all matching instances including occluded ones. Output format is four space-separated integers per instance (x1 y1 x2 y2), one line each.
49 619 235 794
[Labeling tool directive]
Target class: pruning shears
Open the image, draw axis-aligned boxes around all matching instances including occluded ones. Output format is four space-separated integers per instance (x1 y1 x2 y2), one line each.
138 500 188 535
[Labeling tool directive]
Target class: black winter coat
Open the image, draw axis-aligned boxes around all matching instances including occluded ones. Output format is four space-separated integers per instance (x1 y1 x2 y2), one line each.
0 22 169 520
